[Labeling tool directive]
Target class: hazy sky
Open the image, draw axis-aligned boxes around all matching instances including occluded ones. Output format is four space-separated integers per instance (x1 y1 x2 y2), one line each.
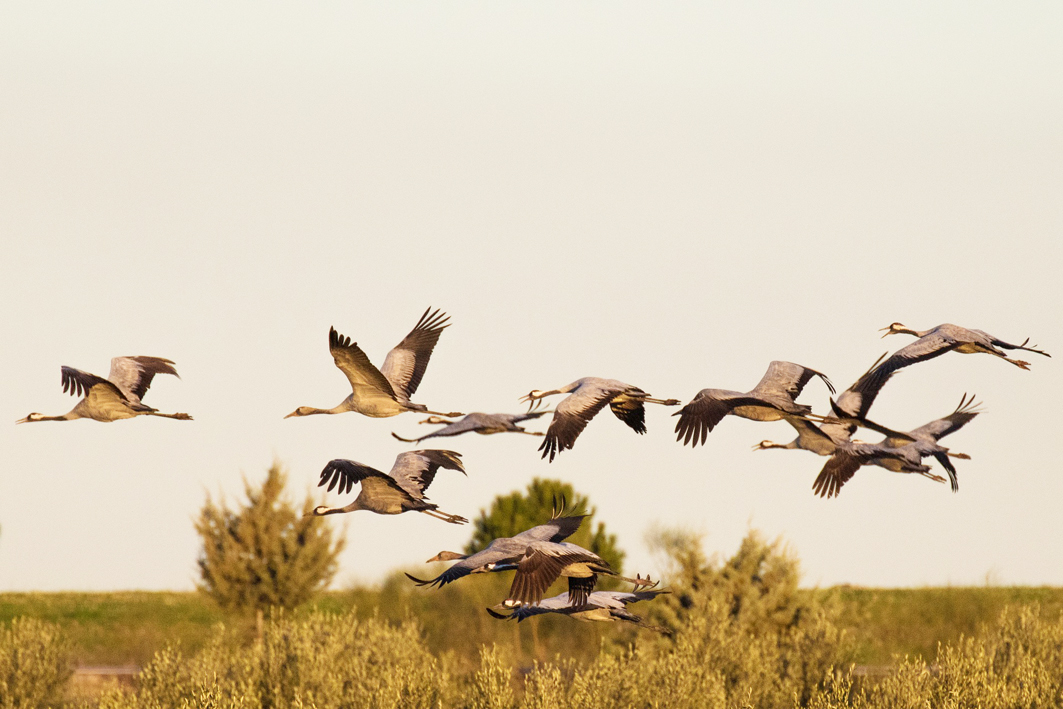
2 2 1061 592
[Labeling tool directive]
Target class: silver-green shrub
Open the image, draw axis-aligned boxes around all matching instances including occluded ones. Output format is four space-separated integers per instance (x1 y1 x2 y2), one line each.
98 611 445 709
0 617 71 709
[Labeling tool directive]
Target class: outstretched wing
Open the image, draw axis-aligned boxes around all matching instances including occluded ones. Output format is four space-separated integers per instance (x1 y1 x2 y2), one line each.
329 327 396 398
61 366 126 402
108 356 179 403
673 390 760 447
812 448 869 498
877 332 960 375
539 384 623 461
516 515 588 544
752 361 836 399
911 394 982 441
609 395 647 434
317 459 393 496
507 547 594 607
380 308 450 401
388 449 465 500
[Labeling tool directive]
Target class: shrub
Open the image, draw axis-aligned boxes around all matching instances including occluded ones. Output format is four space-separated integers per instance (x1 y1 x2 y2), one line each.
0 617 71 709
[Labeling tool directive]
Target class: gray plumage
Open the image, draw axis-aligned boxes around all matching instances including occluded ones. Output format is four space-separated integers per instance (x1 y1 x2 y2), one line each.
880 322 1050 372
487 587 670 633
811 395 981 498
674 361 834 447
310 449 468 524
405 512 588 589
521 377 680 462
391 404 550 444
17 356 191 424
286 308 463 420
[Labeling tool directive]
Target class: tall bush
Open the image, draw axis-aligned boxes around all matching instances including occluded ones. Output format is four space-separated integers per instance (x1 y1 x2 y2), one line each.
195 463 345 619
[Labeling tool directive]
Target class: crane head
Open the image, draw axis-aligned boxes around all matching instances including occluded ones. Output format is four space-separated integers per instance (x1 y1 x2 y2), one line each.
307 505 334 516
285 406 315 419
425 550 466 563
15 413 44 424
879 322 908 338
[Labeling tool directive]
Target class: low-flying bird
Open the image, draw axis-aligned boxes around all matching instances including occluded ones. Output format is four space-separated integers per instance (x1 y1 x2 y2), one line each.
880 322 1050 371
674 361 834 447
17 357 191 424
310 449 468 524
811 395 981 498
502 539 654 607
406 509 587 589
520 378 680 462
486 584 670 633
286 308 463 420
390 401 551 444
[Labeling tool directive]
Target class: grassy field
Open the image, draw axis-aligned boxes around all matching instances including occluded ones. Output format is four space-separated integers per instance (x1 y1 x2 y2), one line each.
3 584 1062 668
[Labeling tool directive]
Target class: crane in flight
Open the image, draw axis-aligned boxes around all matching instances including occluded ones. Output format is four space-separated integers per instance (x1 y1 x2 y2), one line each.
17 356 191 424
520 378 680 462
879 322 1050 371
286 308 463 419
310 449 468 524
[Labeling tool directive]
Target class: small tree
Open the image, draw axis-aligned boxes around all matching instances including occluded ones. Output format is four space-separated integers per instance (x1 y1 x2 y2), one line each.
466 478 624 573
195 462 346 622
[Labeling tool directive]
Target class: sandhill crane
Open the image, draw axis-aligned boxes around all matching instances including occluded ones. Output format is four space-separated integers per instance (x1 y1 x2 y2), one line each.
310 449 468 524
286 308 463 420
391 402 551 444
880 322 1050 371
406 511 588 589
486 585 670 633
674 361 834 447
17 357 191 424
811 395 981 498
520 378 680 462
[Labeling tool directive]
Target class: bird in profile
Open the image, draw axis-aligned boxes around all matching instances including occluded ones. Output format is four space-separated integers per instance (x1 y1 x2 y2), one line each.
674 361 835 447
406 508 588 590
811 394 981 498
286 308 463 420
880 322 1050 371
520 378 680 462
486 583 670 633
310 449 468 524
17 357 191 424
391 401 551 443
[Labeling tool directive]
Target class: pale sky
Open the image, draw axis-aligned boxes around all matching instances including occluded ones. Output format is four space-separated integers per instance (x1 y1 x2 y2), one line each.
2 2 1061 592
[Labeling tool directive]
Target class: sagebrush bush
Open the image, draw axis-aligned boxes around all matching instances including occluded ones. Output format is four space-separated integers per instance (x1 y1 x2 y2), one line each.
0 617 71 709
96 611 446 709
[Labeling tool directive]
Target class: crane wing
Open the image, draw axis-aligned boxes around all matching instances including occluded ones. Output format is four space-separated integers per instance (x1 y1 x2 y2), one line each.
61 366 127 402
910 394 981 441
812 450 865 499
329 327 396 398
388 449 465 500
673 391 762 447
877 332 960 374
516 515 588 544
507 547 596 607
538 385 621 461
379 308 450 401
317 459 393 496
609 396 647 434
108 356 179 403
753 361 836 399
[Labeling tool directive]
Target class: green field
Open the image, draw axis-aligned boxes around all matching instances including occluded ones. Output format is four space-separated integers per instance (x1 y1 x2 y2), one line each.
3 584 1061 668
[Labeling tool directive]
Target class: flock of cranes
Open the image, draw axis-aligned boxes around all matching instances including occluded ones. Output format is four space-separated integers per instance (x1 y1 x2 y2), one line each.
16 310 1050 630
